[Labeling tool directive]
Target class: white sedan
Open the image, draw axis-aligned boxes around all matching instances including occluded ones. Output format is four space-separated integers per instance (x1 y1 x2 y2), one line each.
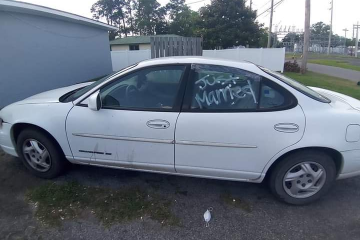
1 57 360 205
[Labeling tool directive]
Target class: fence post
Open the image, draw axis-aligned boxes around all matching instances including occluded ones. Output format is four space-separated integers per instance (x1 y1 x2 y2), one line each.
259 48 264 67
150 37 155 59
281 47 285 73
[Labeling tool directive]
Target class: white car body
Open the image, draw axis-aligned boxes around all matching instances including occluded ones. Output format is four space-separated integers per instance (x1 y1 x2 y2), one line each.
1 57 360 183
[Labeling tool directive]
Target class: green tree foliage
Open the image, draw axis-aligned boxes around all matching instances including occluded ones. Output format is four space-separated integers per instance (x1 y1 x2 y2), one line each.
91 0 266 48
133 0 165 35
165 0 200 37
91 0 130 38
197 0 264 49
311 21 330 36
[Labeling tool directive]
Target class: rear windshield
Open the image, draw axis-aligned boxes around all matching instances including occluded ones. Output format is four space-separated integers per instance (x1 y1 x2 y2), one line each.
259 67 331 103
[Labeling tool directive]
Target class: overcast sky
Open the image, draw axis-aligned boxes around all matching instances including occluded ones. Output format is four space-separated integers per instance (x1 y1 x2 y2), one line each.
19 0 360 37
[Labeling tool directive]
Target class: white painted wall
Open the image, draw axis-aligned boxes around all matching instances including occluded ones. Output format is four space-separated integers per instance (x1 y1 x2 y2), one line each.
111 48 285 72
203 48 285 72
111 50 151 71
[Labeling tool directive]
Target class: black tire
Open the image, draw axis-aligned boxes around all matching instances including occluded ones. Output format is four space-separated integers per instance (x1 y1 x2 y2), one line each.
269 150 336 205
16 128 67 179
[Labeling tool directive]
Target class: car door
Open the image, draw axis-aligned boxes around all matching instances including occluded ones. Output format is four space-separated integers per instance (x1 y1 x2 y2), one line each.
175 64 305 180
66 64 189 172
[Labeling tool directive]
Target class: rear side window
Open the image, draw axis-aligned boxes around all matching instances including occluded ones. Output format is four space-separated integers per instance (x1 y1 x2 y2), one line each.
259 66 330 103
186 64 297 112
259 80 296 110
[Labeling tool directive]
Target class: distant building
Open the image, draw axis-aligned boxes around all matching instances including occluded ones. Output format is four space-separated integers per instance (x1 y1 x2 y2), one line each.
0 0 116 108
110 34 181 51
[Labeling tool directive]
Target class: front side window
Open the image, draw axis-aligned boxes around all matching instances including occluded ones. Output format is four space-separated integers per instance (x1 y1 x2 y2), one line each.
100 65 185 110
189 64 296 112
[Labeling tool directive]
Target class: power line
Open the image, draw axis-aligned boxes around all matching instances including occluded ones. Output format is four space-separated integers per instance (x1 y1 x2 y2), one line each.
186 0 207 5
256 0 272 11
263 0 284 18
256 0 285 19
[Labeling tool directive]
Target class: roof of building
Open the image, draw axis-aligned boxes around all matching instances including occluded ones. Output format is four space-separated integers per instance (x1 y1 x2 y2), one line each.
0 0 117 31
110 34 181 45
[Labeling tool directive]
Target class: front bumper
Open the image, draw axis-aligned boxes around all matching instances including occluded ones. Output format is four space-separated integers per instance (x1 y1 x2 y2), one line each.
338 149 360 179
0 122 18 157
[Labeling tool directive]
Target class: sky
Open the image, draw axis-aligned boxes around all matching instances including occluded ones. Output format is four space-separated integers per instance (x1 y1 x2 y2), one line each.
18 0 360 38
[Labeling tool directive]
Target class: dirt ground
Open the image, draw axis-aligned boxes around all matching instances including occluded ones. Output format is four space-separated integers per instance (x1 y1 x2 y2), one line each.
1 149 360 240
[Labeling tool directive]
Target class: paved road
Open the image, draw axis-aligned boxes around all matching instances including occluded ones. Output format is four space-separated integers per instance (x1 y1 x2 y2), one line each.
307 63 360 82
2 150 360 240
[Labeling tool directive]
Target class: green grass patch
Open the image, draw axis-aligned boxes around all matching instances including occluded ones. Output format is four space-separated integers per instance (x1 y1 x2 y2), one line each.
308 59 360 72
284 71 360 100
26 181 179 227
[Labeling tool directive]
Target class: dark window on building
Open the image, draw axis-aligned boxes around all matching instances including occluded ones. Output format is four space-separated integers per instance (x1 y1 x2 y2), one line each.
129 44 140 51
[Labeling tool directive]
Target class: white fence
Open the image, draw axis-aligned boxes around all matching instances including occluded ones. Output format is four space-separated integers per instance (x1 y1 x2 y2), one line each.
111 50 151 71
111 48 285 72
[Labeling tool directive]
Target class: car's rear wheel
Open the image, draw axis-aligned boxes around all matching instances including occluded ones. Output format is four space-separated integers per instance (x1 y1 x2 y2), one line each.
17 129 66 179
269 150 336 205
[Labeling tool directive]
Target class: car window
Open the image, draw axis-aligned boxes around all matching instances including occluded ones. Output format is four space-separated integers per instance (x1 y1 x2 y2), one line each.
259 80 295 109
259 66 330 103
100 65 185 110
188 64 296 112
190 64 261 110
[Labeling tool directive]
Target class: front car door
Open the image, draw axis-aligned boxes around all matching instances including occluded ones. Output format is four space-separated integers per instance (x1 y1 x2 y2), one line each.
66 64 189 173
175 64 306 180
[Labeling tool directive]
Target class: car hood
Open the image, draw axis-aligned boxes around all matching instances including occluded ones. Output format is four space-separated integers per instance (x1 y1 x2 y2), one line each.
310 87 360 110
15 82 93 105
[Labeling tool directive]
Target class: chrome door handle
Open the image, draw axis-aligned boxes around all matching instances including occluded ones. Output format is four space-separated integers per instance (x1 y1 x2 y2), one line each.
146 120 170 129
274 123 299 133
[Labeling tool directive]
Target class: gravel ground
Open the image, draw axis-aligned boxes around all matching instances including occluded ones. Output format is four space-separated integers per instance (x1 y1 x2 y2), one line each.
1 150 360 240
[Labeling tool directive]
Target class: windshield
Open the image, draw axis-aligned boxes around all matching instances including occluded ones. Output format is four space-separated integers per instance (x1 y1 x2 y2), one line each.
259 67 331 103
61 64 138 103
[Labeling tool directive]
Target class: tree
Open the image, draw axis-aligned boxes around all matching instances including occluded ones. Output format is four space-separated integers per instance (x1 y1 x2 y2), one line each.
133 0 166 35
198 0 264 49
311 21 330 36
91 0 131 39
282 32 303 44
166 0 200 36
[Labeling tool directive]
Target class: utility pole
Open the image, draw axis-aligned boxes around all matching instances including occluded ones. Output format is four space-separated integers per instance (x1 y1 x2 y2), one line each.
343 28 348 55
356 22 359 58
301 0 311 74
267 0 274 48
250 0 253 11
352 25 355 56
327 0 334 55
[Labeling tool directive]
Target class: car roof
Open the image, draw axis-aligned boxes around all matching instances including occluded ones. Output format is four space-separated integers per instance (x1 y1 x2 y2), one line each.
137 56 263 75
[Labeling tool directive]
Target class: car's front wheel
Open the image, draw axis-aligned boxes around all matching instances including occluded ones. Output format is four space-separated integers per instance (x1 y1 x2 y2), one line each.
17 129 67 179
269 150 336 205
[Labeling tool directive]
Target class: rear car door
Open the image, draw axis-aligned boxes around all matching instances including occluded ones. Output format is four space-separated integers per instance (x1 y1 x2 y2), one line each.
175 64 306 180
66 64 189 172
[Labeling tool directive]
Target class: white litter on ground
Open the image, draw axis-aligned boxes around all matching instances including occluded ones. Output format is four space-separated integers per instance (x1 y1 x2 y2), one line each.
204 207 213 227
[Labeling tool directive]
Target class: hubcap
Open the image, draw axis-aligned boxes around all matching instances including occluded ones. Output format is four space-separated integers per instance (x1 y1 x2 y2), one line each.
283 162 326 198
22 139 51 172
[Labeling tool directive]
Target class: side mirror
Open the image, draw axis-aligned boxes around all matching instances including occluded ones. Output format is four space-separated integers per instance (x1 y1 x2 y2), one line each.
88 90 101 111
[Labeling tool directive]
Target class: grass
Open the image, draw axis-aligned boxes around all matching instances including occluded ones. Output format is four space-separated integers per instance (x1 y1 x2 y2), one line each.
26 181 179 227
284 71 360 100
308 59 360 72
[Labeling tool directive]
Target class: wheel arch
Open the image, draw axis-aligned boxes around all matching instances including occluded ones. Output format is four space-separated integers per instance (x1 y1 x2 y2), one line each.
11 123 65 157
263 147 343 181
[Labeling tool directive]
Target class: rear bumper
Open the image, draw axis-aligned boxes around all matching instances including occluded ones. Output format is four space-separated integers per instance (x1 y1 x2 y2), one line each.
338 150 360 179
0 122 18 157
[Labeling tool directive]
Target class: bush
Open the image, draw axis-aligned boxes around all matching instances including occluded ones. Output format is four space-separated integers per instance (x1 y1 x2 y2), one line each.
284 60 301 73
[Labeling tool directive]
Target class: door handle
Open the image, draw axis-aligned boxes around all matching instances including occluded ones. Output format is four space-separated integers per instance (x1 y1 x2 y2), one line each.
274 123 299 133
146 120 170 129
